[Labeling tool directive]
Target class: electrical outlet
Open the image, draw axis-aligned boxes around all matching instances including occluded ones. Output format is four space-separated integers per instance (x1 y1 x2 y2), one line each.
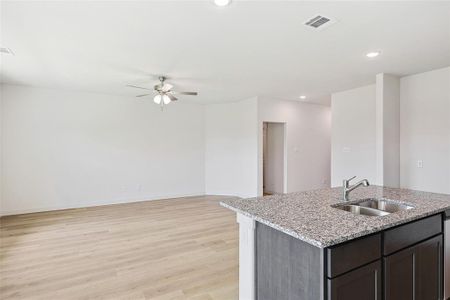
417 160 423 168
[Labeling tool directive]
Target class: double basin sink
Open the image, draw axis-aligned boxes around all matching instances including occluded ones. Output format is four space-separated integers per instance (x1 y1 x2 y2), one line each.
332 198 414 217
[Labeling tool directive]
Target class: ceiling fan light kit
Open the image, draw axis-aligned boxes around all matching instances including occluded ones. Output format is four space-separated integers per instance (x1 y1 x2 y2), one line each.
163 95 171 105
153 94 162 104
127 76 198 109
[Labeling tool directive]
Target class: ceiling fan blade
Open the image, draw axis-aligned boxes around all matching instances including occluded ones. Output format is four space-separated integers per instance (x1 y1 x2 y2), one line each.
162 83 173 92
167 93 178 101
173 91 198 96
126 84 152 90
136 94 151 97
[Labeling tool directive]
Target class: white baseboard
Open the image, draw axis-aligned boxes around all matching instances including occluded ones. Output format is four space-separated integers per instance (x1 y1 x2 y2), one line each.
205 190 257 199
0 193 205 217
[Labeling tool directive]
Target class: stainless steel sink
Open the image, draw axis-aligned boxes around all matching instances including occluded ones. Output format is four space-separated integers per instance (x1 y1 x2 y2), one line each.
337 205 391 216
333 198 414 217
356 198 414 213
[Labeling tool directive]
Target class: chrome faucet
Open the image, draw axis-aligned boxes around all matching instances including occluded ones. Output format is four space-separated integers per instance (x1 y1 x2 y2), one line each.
343 176 370 201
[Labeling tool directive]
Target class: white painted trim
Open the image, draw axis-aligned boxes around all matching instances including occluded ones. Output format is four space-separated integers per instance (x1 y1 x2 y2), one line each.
0 193 204 217
237 213 256 300
282 122 288 194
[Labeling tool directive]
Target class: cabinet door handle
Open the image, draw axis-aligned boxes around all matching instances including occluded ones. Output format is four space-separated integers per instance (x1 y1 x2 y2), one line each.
374 269 378 300
412 252 416 300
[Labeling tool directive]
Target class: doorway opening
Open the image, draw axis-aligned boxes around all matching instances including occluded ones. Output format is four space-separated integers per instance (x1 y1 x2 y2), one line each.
262 122 286 195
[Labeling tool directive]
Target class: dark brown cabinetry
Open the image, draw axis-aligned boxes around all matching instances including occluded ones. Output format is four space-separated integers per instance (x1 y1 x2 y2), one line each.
256 222 324 300
384 235 443 300
328 261 381 300
327 233 382 300
255 213 444 300
327 233 381 278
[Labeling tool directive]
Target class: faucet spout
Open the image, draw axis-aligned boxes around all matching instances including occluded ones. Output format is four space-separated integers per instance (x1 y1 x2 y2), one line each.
342 177 370 201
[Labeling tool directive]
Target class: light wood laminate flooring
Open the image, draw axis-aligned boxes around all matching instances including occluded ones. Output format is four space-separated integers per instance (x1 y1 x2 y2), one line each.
0 196 239 300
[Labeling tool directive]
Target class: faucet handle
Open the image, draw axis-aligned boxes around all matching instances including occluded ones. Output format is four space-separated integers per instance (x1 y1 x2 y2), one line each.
345 175 357 183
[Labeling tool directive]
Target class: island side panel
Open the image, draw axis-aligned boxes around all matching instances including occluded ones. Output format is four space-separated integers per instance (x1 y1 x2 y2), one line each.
237 213 256 300
256 222 325 300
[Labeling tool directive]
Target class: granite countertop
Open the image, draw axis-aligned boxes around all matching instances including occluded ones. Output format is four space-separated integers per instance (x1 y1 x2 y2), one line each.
220 186 450 248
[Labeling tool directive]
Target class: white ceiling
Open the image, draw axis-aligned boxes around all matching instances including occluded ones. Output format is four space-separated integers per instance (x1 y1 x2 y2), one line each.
1 1 449 105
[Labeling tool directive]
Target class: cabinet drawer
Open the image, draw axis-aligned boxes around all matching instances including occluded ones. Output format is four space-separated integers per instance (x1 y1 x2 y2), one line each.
327 260 382 300
327 233 381 278
383 214 442 255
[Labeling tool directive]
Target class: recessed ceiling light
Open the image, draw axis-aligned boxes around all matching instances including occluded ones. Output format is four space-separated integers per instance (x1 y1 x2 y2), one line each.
366 51 381 58
214 0 231 7
299 95 306 100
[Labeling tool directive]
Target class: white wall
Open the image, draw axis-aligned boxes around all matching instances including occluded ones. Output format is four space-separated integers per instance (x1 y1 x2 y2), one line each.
376 73 400 187
331 85 377 187
400 67 450 194
204 98 258 198
332 67 450 194
0 84 205 215
263 122 285 194
258 98 331 194
0 88 3 212
1 86 332 215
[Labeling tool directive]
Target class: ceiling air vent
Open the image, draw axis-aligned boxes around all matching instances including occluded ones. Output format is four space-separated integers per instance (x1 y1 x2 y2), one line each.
304 15 335 30
0 47 14 55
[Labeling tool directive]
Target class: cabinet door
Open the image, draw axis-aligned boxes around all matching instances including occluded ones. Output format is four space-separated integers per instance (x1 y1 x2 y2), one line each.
415 235 442 300
384 234 443 300
384 244 415 300
328 260 381 300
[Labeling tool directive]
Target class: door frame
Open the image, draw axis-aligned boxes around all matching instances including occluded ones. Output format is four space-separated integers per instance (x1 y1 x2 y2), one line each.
258 121 287 196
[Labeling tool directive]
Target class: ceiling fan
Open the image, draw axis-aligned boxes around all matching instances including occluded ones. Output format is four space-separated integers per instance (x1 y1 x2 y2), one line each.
126 76 198 107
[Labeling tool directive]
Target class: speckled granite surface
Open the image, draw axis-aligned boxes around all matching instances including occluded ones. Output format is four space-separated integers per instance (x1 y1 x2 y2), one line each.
220 186 450 248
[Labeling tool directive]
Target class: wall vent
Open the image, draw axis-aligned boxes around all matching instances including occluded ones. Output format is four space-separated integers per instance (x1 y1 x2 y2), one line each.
304 15 335 30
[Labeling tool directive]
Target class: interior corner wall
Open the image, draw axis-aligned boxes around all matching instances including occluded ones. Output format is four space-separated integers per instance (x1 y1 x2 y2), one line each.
376 73 400 188
204 97 258 198
400 66 450 194
0 84 206 216
258 98 331 194
331 85 377 187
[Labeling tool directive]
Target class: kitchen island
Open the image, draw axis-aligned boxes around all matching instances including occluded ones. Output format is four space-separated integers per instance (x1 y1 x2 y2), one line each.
221 186 450 300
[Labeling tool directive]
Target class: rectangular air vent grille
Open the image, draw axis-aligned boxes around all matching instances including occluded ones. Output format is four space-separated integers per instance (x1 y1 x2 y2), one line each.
0 47 14 55
305 15 331 28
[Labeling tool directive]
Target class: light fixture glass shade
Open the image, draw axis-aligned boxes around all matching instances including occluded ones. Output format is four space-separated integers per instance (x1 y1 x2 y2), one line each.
153 94 162 104
214 0 231 6
366 51 380 58
163 95 171 105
